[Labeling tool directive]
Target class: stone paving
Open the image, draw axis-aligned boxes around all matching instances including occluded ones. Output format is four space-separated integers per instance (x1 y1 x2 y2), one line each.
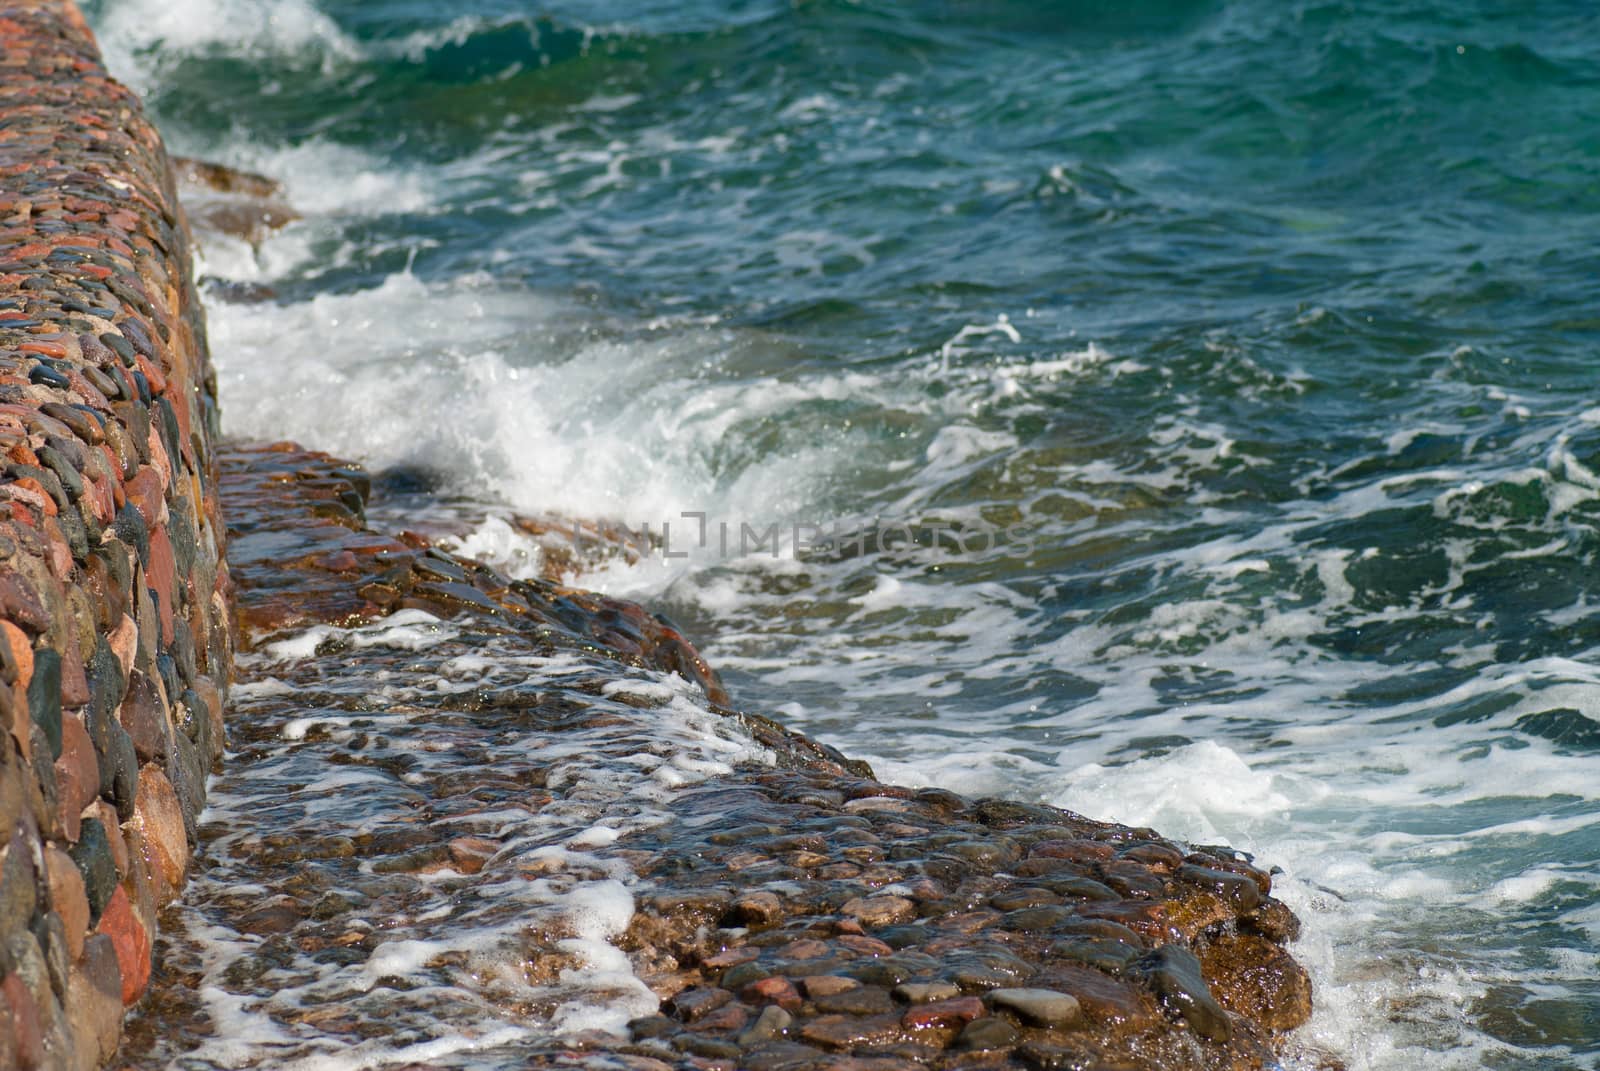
115 444 1312 1070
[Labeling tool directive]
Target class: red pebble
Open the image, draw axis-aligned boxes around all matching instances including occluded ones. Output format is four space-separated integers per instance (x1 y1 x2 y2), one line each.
838 934 893 957
688 1003 749 1033
778 938 830 960
1 973 43 1068
96 885 152 1004
741 976 801 1011
902 996 984 1029
124 466 165 527
703 947 759 969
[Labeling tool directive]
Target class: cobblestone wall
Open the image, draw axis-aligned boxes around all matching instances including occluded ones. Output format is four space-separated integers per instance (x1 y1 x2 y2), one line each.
0 2 229 1066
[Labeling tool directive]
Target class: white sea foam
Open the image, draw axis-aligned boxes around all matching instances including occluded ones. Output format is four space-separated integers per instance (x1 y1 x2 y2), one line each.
163 610 784 1067
95 0 359 91
1052 741 1294 845
207 271 721 525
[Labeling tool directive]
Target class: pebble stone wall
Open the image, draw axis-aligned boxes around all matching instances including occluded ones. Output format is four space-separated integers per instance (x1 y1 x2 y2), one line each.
0 2 230 1067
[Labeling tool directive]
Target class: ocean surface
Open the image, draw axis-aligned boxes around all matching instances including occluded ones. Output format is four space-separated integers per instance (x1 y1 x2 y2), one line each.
82 0 1600 1067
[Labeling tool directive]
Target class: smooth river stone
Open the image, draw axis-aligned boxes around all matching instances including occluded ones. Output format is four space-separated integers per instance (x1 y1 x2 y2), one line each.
957 1015 1019 1051
1136 945 1233 1042
989 987 1082 1027
840 894 916 927
738 1004 792 1045
893 981 960 1004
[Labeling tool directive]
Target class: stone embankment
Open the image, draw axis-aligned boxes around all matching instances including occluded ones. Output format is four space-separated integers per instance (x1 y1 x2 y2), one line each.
0 3 1317 1069
0 1 228 1067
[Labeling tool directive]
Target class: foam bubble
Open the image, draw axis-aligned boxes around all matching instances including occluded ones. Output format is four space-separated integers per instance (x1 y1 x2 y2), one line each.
1050 741 1293 845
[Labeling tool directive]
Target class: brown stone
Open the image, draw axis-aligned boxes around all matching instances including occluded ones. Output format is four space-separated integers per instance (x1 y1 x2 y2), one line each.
0 992 14 1071
0 752 21 846
1161 891 1233 941
777 938 830 961
1244 899 1302 944
815 986 896 1016
703 947 759 970
743 976 801 1011
0 830 38 937
1031 839 1115 862
1030 966 1159 1034
0 621 32 691
730 890 784 927
125 467 166 530
737 1004 792 1046
117 671 169 764
144 527 177 644
989 888 1061 911
107 615 137 680
1 622 30 757
1133 946 1234 1042
52 712 98 835
446 836 496 875
66 934 122 1065
0 575 48 635
956 1015 1019 1052
798 1012 905 1051
59 631 90 709
237 900 304 936
1200 931 1313 1033
988 987 1082 1027
129 763 186 891
830 1058 929 1071
42 845 88 960
2 970 44 1069
1072 900 1166 938
189 676 225 761
800 974 860 999
1176 863 1262 913
837 934 893 957
840 895 916 927
893 982 960 1004
687 1002 748 1033
665 986 733 1023
1118 842 1185 871
900 995 983 1030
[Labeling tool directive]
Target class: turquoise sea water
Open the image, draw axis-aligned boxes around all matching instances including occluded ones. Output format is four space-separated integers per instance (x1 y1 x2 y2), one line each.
85 1 1600 1067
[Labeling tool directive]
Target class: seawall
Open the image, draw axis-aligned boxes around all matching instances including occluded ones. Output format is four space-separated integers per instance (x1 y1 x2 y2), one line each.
0 2 228 1066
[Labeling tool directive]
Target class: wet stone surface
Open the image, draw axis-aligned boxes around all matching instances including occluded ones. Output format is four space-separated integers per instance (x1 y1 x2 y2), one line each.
118 444 1315 1071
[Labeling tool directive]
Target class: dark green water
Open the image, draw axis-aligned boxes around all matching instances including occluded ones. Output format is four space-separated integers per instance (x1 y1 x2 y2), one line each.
86 1 1600 1066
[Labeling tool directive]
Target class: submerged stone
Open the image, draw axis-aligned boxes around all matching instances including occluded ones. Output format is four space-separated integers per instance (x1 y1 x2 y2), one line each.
1134 945 1233 1042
